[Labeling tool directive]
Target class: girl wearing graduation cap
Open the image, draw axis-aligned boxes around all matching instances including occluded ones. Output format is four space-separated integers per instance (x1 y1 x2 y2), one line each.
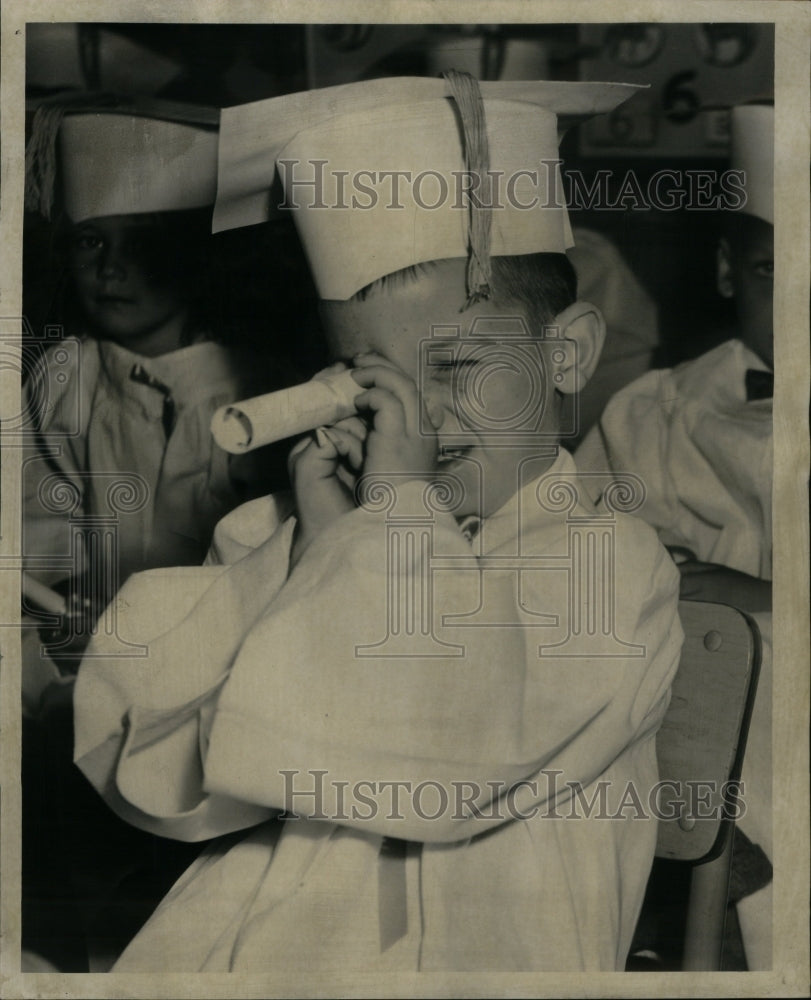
21 98 301 971
22 98 291 710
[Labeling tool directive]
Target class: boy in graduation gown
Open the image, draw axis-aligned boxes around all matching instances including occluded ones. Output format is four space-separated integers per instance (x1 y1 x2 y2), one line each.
72 73 682 972
576 103 775 969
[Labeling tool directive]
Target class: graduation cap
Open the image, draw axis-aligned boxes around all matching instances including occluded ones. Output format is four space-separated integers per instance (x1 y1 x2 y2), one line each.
213 74 642 302
25 96 220 222
730 103 774 226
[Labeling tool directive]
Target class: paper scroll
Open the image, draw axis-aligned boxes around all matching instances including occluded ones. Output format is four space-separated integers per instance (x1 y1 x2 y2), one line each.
210 369 363 454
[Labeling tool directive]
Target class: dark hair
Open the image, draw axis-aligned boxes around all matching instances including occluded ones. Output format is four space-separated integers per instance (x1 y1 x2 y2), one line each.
351 260 438 301
489 253 578 331
352 252 577 334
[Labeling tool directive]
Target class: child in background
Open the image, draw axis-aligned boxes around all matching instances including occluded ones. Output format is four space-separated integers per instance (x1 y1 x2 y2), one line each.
22 99 291 710
576 103 774 969
21 99 292 969
73 74 682 972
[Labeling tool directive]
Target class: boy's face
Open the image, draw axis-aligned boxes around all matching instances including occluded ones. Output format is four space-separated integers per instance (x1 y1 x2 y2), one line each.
68 214 190 356
718 214 774 369
320 258 561 518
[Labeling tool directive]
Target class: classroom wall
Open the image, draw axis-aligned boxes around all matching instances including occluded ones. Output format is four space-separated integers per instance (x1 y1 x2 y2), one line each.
24 22 774 373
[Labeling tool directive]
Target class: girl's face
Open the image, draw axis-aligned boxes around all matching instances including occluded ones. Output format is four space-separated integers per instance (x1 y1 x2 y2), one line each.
67 214 192 357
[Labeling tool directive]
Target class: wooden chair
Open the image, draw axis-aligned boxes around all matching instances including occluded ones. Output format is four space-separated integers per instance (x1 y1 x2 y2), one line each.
639 600 762 971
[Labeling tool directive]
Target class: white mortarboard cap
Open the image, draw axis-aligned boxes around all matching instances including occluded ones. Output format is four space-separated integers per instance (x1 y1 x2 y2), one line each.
730 103 774 226
213 76 642 301
26 98 220 222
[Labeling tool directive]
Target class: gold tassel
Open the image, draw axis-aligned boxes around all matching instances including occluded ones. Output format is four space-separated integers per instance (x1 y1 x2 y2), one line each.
443 69 493 309
25 104 67 219
25 92 119 219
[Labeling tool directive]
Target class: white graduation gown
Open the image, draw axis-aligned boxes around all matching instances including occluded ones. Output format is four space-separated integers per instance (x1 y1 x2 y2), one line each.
23 336 280 584
21 336 280 711
74 450 682 972
575 338 772 579
576 339 773 956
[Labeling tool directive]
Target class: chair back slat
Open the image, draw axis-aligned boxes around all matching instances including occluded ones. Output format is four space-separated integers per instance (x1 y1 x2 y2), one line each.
655 601 761 862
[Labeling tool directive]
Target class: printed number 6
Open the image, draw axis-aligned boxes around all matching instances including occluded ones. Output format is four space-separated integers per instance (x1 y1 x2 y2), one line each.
663 70 700 124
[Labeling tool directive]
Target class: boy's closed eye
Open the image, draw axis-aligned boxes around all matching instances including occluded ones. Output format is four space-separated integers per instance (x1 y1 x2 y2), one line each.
430 357 481 380
426 347 490 379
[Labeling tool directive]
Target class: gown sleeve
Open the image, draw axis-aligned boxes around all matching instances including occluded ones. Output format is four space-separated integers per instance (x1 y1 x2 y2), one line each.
575 368 686 542
73 515 296 841
76 479 682 845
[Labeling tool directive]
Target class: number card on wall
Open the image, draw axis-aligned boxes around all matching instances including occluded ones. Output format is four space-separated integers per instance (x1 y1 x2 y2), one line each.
578 23 774 158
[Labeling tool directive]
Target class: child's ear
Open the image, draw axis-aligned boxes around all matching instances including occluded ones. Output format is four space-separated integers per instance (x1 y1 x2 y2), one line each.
717 238 735 299
549 301 606 394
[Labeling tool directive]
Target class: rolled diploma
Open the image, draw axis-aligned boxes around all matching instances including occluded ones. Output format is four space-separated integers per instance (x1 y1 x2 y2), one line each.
211 369 363 454
22 571 67 615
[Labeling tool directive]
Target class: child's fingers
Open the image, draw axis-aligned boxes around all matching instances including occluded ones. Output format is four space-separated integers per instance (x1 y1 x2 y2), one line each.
353 386 408 437
353 353 442 426
326 417 368 463
351 351 402 372
351 366 421 434
352 354 444 429
287 429 338 480
289 430 337 462
351 364 415 398
331 414 368 441
351 354 423 432
321 425 364 471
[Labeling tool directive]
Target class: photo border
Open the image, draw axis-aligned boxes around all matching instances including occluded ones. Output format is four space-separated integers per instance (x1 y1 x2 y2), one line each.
1 1 808 997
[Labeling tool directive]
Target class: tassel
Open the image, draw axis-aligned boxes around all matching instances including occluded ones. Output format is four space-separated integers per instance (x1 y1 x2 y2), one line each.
443 69 493 309
25 92 119 220
25 104 66 219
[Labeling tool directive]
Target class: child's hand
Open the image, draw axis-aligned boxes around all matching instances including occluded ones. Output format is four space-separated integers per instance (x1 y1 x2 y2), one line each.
350 352 442 481
677 559 772 614
288 414 367 567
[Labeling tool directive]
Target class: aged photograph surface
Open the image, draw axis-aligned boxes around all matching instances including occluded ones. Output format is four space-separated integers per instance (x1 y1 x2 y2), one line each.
1 3 808 998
